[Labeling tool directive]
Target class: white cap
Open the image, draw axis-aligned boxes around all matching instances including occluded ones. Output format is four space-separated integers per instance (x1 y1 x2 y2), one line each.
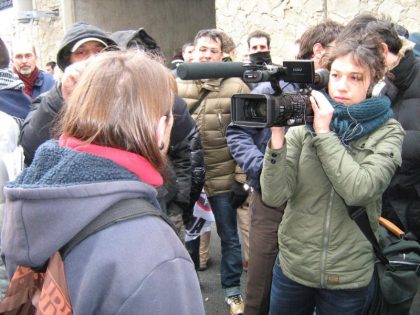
71 37 108 52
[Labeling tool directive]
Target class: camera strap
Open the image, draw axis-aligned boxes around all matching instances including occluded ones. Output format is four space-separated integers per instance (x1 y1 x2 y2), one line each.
189 90 210 115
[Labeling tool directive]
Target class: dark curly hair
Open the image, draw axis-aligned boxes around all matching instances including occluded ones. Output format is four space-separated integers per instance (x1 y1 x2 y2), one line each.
324 33 386 87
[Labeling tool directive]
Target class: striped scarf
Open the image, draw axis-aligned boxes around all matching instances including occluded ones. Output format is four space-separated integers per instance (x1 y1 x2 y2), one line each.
0 69 24 91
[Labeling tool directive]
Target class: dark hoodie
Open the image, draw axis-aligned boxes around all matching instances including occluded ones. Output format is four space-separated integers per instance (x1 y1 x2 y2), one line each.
20 22 116 165
56 22 117 71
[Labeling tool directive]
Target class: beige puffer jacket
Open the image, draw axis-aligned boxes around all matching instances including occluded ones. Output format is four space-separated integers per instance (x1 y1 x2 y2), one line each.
177 77 250 196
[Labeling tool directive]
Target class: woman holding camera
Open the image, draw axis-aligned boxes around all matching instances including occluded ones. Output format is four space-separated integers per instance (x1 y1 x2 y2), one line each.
260 34 404 315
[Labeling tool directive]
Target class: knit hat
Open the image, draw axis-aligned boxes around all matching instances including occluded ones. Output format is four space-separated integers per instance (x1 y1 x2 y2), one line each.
0 37 10 68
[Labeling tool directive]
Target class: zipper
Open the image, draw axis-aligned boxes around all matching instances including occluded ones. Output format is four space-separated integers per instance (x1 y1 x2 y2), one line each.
320 188 334 287
218 112 225 137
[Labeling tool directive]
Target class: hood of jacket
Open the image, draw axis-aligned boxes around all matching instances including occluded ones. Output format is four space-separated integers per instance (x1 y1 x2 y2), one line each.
1 140 158 275
57 22 117 71
110 28 163 58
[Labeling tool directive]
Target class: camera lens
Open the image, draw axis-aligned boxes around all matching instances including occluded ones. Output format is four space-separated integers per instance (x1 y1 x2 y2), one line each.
244 100 267 121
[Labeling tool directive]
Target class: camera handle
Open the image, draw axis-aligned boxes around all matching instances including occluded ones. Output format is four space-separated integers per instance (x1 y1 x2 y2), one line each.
269 77 283 95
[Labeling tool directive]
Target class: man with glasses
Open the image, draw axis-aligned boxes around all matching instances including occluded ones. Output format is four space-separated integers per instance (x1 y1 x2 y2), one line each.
177 29 250 315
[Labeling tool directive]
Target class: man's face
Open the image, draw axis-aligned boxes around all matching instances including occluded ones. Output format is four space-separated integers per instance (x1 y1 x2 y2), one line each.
182 45 195 63
194 36 223 63
13 47 37 77
249 37 270 54
69 41 106 64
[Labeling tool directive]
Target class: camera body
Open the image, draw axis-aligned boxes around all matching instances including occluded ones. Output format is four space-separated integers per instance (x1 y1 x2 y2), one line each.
231 60 317 128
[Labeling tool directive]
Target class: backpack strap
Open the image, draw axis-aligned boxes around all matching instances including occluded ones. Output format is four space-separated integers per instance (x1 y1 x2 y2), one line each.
189 90 210 115
347 206 392 268
60 198 176 259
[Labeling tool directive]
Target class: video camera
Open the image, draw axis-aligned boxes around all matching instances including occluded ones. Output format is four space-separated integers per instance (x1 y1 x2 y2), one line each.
232 60 328 128
176 60 329 128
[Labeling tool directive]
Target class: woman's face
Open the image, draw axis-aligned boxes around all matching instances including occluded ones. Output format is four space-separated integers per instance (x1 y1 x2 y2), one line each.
328 53 372 106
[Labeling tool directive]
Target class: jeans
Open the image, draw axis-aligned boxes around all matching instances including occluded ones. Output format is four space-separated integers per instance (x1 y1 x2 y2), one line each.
208 192 242 297
269 259 375 315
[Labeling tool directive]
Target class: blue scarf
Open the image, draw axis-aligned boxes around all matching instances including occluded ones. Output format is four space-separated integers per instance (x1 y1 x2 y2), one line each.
309 94 394 144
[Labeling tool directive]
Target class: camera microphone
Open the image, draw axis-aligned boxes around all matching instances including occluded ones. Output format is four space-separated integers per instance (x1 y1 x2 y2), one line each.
312 68 329 90
177 62 245 80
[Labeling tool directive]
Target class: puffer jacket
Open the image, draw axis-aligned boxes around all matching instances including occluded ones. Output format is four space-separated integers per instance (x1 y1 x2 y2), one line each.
261 119 404 289
177 77 250 196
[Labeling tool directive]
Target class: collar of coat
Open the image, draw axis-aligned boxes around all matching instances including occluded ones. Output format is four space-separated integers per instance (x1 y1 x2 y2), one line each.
196 78 225 91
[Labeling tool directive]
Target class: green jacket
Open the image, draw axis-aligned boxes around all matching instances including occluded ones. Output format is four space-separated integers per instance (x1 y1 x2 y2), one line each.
261 119 404 289
177 77 250 196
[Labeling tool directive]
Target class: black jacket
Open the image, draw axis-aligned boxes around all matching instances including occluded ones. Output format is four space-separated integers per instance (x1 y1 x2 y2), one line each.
163 96 205 226
382 51 420 239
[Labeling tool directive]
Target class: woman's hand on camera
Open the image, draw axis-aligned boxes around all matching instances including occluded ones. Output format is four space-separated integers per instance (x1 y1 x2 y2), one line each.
270 127 285 149
310 90 334 134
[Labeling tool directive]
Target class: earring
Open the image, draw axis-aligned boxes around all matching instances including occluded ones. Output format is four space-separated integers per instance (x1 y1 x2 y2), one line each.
159 142 165 150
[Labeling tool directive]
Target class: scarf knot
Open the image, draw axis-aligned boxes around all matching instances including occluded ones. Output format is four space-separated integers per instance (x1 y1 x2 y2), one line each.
308 93 394 144
14 66 39 97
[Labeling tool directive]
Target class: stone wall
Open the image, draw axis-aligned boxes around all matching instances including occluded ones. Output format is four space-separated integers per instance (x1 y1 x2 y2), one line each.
8 0 420 72
216 0 420 63
12 0 62 73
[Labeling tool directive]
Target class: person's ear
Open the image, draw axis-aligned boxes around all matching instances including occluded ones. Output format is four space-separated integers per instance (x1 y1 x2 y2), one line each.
312 43 325 60
157 115 173 152
382 42 390 59
157 116 167 150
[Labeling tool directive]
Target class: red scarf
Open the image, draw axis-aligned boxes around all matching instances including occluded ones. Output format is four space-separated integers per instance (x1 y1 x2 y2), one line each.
14 66 39 97
59 135 163 187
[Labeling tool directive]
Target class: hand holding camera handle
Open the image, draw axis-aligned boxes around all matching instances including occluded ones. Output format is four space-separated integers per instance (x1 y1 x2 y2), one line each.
310 90 334 134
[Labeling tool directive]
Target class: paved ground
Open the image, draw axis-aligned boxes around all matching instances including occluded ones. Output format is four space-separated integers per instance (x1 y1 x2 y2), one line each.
197 225 420 315
199 224 247 315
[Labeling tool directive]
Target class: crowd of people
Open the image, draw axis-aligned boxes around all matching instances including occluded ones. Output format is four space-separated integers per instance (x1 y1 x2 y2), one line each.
0 11 419 315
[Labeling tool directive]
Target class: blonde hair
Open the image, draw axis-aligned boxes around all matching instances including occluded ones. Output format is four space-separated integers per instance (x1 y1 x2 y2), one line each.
61 50 174 173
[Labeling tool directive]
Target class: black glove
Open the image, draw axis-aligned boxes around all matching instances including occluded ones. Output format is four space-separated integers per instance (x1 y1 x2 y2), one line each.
228 181 249 209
